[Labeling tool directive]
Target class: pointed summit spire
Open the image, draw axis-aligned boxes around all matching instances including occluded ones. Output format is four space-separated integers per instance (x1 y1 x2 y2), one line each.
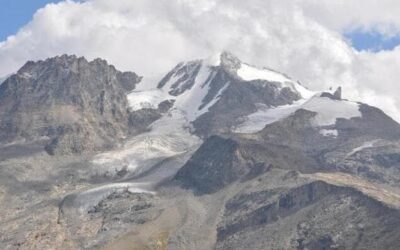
333 86 342 100
217 51 242 75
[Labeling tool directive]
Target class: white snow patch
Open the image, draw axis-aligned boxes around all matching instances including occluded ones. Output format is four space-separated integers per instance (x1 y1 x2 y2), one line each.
238 63 291 83
127 88 170 111
302 97 361 126
292 81 316 99
235 99 307 133
237 63 315 99
319 129 338 137
347 140 381 157
235 95 361 133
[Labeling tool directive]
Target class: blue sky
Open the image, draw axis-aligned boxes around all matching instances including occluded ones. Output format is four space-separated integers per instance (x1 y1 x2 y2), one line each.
345 30 400 52
0 0 62 41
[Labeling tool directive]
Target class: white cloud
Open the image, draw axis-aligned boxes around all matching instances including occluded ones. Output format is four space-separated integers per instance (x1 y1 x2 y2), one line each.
1 0 400 121
300 0 400 35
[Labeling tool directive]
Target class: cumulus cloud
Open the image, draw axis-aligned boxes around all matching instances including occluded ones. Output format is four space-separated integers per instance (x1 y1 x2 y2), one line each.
0 0 400 121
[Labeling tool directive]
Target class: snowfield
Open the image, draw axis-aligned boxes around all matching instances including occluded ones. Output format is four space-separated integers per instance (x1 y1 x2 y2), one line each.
237 63 291 83
127 88 170 111
236 94 362 133
91 109 201 178
237 62 315 99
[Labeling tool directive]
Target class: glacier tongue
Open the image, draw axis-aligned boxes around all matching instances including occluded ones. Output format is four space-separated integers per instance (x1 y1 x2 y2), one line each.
91 108 201 178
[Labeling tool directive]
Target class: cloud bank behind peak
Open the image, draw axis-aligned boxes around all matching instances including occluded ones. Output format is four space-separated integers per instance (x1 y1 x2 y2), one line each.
1 0 400 121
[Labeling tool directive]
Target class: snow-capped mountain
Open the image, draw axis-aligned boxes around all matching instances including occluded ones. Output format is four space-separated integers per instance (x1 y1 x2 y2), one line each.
128 52 364 138
130 52 312 120
3 52 400 249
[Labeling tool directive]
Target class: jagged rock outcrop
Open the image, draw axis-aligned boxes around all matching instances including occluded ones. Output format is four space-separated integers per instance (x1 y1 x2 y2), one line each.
128 100 174 135
321 86 342 100
0 55 141 154
175 136 248 194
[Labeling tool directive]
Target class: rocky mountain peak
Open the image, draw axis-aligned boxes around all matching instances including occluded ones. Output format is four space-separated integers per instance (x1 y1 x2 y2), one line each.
334 86 342 99
0 55 142 154
320 86 343 100
217 51 242 75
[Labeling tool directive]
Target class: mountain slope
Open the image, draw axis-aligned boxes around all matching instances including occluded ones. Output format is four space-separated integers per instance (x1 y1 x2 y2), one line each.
2 52 400 250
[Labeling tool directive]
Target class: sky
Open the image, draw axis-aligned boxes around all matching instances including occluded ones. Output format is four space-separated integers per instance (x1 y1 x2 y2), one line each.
1 0 400 122
0 0 62 41
345 30 400 52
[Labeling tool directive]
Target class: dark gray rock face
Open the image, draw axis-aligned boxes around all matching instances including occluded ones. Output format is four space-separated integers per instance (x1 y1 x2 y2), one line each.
128 100 175 135
216 180 400 250
0 55 141 154
335 104 400 140
320 87 342 100
334 86 342 99
157 60 202 96
175 133 317 194
175 99 400 193
175 136 246 194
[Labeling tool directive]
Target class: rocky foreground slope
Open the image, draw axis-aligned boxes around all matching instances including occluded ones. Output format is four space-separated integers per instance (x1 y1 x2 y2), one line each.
1 52 400 249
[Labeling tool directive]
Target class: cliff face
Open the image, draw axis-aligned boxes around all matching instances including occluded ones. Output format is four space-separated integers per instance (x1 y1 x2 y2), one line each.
0 55 141 154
